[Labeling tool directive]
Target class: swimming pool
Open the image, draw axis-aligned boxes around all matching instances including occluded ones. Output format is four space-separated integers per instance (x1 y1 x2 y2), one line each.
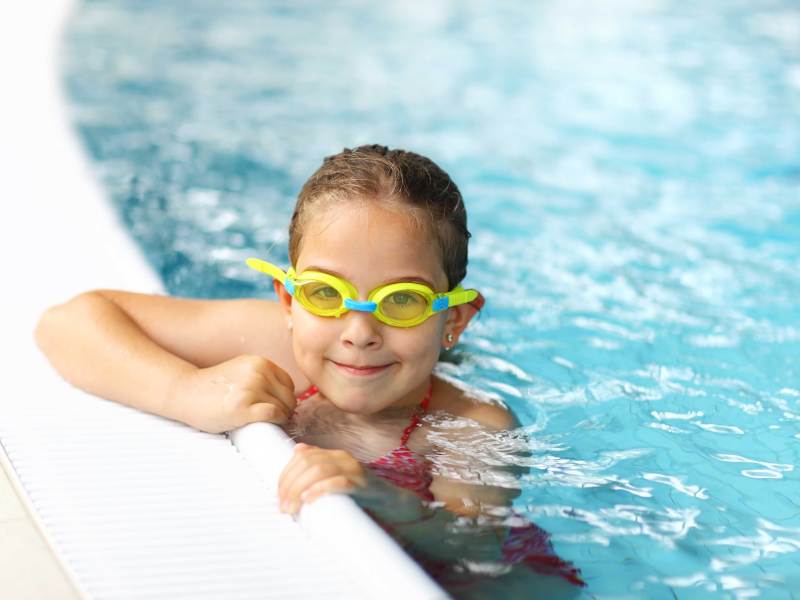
63 0 800 597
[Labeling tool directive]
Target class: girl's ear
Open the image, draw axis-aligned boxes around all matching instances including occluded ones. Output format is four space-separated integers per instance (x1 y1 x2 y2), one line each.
443 302 479 347
274 280 293 324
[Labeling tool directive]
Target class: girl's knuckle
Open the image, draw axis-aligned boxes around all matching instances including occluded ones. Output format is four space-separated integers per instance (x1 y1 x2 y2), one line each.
308 463 327 479
249 372 271 391
334 451 358 469
234 393 253 409
245 355 268 371
266 408 286 423
332 475 351 490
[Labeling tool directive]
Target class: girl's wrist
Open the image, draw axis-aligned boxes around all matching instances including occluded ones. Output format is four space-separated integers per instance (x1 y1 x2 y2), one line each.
164 363 199 424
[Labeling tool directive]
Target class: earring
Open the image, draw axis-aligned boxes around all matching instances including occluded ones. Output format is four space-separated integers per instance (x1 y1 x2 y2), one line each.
287 318 293 331
444 333 454 350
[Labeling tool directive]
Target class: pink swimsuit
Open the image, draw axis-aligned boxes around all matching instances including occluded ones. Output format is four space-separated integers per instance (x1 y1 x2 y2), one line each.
296 382 435 501
294 383 586 588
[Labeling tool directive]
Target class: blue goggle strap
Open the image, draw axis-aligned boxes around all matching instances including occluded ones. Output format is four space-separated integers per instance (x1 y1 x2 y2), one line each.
344 298 379 312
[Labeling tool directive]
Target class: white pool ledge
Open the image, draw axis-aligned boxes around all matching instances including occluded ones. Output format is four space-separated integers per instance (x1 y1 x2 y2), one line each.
0 2 446 598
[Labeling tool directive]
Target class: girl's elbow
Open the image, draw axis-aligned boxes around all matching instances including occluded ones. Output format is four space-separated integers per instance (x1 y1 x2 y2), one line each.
33 292 102 351
34 302 67 354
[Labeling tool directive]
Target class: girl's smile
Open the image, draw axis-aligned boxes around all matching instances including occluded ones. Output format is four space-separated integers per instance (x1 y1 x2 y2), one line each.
328 359 396 377
277 199 450 415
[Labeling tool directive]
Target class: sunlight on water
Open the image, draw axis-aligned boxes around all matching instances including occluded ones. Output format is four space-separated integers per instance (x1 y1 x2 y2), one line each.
64 0 800 597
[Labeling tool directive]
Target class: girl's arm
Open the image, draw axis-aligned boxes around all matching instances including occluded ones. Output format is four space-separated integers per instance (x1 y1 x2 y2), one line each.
429 399 526 517
34 290 301 432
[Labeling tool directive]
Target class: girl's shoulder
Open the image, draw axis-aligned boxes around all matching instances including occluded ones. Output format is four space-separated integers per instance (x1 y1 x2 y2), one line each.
430 376 519 430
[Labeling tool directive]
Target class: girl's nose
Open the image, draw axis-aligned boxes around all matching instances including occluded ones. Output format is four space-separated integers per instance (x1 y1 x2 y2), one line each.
339 310 383 350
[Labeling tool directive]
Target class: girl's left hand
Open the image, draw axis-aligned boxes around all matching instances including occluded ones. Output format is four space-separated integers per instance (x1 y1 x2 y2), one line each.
278 443 367 515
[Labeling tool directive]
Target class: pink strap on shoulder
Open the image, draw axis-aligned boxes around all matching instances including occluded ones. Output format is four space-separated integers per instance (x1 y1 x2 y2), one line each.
398 380 432 447
297 386 318 402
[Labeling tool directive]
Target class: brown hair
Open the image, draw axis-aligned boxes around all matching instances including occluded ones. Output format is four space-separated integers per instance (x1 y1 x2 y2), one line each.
288 144 471 289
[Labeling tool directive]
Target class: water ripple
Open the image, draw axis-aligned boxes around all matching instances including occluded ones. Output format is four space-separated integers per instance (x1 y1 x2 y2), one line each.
64 0 800 595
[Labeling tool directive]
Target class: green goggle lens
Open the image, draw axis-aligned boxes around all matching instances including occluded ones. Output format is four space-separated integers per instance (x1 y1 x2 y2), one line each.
298 282 343 311
379 290 428 321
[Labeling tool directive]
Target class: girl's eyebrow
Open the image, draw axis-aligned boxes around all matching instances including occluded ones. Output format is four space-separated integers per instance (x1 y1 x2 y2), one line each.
304 265 437 288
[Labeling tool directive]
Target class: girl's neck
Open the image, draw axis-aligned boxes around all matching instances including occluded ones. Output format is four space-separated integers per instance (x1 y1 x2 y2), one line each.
311 377 433 424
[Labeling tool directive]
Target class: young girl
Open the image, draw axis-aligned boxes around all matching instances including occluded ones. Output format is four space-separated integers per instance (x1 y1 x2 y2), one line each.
35 145 585 593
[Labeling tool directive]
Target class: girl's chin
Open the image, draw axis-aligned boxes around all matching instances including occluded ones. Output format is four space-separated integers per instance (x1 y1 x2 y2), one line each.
327 394 384 415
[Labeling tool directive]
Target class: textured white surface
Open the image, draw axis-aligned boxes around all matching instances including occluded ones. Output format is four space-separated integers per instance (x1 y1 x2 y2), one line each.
0 1 445 598
0 462 79 600
0 390 365 599
232 424 446 599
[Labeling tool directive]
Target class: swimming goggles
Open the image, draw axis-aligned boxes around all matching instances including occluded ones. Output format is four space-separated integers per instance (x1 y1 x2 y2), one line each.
246 258 482 328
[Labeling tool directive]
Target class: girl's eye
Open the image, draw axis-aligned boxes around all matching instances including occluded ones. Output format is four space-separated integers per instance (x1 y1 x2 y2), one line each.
301 282 342 310
380 290 427 320
311 286 339 299
388 292 417 306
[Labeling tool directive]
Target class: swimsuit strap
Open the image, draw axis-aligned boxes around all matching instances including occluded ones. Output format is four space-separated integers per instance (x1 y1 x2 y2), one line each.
295 380 432 446
398 380 432 447
297 385 318 402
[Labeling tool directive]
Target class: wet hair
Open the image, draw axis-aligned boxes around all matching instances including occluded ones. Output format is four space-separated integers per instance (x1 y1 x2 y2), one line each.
288 144 470 289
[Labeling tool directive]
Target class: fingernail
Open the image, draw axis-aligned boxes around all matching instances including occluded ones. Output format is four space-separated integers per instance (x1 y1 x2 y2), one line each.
280 500 288 512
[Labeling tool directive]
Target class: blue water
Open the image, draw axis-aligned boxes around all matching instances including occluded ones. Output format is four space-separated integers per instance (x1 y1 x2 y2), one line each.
63 1 800 597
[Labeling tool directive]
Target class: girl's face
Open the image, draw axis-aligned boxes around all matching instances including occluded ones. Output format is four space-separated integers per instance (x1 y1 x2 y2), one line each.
280 200 454 414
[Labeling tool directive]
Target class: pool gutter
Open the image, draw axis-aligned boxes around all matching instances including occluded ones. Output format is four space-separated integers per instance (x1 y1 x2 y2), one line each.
0 1 446 598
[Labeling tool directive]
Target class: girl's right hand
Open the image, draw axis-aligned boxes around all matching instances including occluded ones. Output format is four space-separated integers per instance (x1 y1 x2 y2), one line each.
169 355 296 433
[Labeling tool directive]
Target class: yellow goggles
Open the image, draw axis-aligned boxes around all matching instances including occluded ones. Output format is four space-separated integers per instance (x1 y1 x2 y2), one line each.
246 258 480 328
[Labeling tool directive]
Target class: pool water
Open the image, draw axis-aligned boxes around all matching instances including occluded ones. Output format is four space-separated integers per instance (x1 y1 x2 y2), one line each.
63 1 800 597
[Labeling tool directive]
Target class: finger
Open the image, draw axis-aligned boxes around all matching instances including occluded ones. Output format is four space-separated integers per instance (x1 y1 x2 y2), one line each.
300 475 359 506
276 445 331 502
283 461 340 512
260 390 295 418
261 372 297 413
250 372 296 414
242 372 291 414
277 446 317 501
247 402 289 425
291 473 354 514
251 362 295 405
284 449 366 512
270 366 296 400
247 356 291 392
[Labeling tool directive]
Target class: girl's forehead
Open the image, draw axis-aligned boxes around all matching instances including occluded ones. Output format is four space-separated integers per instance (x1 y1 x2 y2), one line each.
296 202 448 289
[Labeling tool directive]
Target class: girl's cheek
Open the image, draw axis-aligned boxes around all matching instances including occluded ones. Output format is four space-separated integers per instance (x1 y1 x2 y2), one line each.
292 313 342 373
391 323 443 361
292 307 329 340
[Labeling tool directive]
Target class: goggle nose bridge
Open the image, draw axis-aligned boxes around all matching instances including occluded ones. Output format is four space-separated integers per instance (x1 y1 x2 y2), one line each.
344 298 379 312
